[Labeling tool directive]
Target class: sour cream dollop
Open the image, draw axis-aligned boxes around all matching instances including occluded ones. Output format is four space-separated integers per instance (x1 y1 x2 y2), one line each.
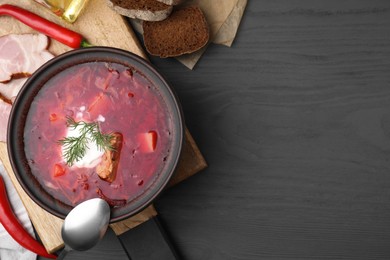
61 115 106 168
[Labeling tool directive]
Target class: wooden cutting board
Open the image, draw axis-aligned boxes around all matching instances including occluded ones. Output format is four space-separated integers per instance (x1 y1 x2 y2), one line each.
0 0 207 253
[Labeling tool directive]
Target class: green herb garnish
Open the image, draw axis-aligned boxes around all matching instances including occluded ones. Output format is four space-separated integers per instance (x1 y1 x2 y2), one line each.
58 116 115 166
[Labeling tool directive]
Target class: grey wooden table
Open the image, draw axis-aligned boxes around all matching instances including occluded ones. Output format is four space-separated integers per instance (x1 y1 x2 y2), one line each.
40 0 390 259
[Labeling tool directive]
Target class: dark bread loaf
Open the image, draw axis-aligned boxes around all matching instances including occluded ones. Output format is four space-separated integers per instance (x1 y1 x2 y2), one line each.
106 0 172 21
142 6 209 58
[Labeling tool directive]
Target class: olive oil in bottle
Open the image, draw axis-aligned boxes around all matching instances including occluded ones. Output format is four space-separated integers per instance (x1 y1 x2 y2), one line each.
33 0 89 23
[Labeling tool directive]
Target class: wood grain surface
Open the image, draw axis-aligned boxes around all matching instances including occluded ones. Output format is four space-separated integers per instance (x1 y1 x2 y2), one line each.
0 0 206 254
38 0 390 259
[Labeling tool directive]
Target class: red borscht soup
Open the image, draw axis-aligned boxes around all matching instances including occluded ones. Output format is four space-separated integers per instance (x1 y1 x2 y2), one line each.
24 61 173 207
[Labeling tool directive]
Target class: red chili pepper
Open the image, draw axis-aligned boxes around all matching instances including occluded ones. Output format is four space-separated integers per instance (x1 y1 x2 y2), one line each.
0 4 91 48
0 175 57 259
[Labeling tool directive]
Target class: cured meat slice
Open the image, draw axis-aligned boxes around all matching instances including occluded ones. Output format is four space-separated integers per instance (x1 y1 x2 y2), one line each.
0 33 55 143
0 78 27 103
0 96 12 143
0 34 54 83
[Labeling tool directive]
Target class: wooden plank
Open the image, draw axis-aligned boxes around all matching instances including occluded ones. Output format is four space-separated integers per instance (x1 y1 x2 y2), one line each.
146 1 390 259
0 0 207 253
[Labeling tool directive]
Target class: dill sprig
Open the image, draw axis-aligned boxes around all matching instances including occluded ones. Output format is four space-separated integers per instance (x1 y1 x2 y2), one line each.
58 116 115 166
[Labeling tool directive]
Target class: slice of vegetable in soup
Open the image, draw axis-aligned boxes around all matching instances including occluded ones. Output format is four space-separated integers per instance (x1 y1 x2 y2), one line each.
53 163 66 177
138 130 158 153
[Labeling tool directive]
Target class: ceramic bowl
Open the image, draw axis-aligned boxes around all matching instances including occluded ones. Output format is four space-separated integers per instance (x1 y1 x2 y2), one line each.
7 47 184 222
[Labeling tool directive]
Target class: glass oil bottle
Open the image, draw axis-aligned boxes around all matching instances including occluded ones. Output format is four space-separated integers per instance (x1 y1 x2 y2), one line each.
33 0 89 23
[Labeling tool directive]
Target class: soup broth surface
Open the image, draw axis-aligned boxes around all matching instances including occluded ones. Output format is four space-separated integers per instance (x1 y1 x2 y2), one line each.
24 61 172 207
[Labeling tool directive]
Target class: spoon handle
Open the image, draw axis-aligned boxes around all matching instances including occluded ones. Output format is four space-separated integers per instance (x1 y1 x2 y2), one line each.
57 245 72 260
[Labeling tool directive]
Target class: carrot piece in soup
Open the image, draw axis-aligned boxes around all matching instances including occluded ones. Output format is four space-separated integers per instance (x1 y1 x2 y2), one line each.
49 113 57 121
53 163 66 177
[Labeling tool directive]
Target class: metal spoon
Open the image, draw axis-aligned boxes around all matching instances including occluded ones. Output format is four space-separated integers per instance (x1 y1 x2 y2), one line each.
57 198 110 259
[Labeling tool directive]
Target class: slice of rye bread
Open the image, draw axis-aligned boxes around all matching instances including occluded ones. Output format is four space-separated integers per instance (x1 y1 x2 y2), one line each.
142 6 209 58
106 0 172 21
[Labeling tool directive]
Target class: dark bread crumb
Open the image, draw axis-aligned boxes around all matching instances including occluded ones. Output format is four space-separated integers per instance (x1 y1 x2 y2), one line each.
108 0 170 11
143 6 209 58
106 0 173 21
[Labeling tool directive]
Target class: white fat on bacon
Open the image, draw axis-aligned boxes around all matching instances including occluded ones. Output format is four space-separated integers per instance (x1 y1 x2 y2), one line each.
0 33 54 82
0 98 11 142
0 33 55 143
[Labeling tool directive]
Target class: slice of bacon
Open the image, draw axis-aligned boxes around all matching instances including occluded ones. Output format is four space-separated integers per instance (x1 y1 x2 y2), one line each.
0 95 12 143
0 78 27 103
0 33 55 143
0 33 54 83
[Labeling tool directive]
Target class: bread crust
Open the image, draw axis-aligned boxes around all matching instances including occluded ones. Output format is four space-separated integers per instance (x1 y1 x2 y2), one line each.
106 0 173 21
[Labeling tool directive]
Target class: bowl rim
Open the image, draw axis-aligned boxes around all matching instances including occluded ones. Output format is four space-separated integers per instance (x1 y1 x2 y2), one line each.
7 46 184 223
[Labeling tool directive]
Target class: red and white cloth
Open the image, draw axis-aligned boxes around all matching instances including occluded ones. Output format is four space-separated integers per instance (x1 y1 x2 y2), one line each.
0 162 37 260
